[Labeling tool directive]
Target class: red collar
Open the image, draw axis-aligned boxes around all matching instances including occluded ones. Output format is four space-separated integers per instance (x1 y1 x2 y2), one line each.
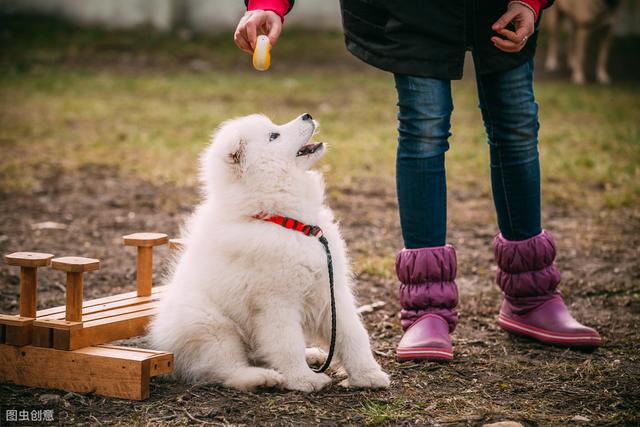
253 213 323 238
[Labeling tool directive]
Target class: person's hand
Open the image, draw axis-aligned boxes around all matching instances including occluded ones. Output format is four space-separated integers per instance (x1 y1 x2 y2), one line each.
491 3 535 53
234 10 282 54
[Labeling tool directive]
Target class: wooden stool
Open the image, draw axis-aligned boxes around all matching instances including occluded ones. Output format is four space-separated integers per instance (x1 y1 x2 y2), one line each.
32 236 166 350
1 252 54 345
123 233 168 296
1 233 175 400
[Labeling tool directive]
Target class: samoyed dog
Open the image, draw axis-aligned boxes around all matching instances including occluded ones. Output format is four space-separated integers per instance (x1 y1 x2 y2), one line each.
149 113 389 392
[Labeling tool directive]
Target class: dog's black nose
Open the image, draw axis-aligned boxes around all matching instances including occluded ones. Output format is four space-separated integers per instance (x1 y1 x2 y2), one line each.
302 113 313 121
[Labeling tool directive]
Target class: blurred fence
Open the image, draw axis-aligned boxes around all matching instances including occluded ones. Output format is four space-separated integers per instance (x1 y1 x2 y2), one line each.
0 0 638 34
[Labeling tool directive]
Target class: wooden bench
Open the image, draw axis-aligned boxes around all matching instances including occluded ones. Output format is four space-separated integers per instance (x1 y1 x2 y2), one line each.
0 232 183 400
0 343 172 400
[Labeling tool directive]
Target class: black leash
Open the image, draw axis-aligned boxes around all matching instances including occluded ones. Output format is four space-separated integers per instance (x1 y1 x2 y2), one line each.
314 234 336 373
252 214 337 373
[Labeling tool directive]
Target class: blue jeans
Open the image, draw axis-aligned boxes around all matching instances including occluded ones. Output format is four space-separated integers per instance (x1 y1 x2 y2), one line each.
395 59 542 248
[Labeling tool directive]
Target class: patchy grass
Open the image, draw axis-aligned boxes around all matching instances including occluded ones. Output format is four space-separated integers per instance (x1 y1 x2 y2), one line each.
1 16 639 215
353 255 396 280
358 396 411 425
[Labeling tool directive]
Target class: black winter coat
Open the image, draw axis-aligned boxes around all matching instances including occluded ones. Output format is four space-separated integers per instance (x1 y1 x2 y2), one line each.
340 0 552 79
245 0 553 79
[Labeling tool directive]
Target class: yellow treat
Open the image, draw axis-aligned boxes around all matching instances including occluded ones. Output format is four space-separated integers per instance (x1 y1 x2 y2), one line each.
252 35 271 71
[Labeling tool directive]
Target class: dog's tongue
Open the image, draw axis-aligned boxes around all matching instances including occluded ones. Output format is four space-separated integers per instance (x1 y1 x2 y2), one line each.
296 143 322 156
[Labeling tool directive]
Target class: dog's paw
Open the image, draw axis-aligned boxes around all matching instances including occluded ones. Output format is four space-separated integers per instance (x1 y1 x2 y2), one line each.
305 347 327 367
284 372 332 393
305 348 345 375
340 369 390 389
224 367 284 392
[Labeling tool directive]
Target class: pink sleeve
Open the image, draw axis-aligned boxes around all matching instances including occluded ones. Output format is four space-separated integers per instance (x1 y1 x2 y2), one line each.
247 0 290 22
510 0 548 19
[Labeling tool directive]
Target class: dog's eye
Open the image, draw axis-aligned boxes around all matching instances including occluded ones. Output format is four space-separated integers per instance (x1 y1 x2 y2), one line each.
269 132 280 142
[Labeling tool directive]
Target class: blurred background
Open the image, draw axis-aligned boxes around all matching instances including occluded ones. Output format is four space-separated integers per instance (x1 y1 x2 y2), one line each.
0 0 639 33
1 0 638 194
0 1 638 425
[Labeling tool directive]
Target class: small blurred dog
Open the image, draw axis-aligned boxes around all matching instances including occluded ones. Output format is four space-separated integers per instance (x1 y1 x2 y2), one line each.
544 0 621 84
149 113 389 392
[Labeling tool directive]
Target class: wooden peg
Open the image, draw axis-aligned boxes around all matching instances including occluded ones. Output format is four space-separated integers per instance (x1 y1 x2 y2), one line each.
51 257 100 322
168 238 185 251
5 252 54 318
122 233 168 297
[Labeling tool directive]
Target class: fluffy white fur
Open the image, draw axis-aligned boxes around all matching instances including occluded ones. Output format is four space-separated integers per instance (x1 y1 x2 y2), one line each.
149 114 389 392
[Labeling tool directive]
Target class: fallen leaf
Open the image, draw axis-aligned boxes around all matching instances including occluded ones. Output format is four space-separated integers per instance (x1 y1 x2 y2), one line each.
357 301 385 314
31 221 67 230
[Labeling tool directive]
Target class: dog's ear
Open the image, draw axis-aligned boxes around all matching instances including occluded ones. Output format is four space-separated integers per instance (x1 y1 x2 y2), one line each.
226 136 246 179
229 150 241 164
227 138 245 164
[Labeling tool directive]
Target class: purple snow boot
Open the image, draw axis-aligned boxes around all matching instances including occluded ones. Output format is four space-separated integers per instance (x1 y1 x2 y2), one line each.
395 245 458 362
494 230 601 348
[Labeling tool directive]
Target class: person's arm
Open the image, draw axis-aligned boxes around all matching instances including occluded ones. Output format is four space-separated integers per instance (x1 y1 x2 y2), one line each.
234 0 293 53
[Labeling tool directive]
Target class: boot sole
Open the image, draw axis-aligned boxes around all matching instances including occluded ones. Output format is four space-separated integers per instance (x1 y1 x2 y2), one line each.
396 347 453 362
498 314 602 348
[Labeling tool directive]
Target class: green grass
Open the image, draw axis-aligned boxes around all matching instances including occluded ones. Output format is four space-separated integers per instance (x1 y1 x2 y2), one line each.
1 16 639 213
358 397 411 425
353 255 397 280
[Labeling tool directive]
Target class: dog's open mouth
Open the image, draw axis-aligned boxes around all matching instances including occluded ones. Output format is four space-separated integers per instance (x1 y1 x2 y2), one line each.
296 142 323 157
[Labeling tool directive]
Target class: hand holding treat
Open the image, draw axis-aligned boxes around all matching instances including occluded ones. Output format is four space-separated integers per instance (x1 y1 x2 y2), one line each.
234 9 282 71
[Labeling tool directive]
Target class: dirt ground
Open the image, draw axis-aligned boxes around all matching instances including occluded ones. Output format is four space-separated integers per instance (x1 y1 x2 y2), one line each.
0 163 638 426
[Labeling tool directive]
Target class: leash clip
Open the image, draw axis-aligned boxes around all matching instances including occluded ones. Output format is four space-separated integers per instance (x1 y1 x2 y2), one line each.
309 225 323 238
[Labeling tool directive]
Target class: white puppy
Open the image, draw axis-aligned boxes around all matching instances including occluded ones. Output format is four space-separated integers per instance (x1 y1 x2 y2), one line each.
149 113 389 392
